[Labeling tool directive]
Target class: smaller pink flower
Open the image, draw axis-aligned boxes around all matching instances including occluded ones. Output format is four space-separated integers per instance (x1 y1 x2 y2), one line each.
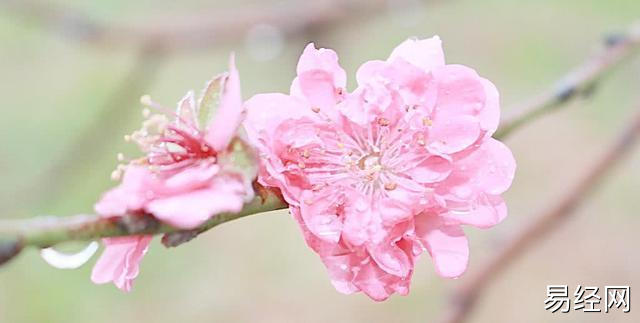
92 56 252 291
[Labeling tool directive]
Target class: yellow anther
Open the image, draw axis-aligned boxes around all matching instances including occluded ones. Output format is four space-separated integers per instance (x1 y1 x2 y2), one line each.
384 182 397 191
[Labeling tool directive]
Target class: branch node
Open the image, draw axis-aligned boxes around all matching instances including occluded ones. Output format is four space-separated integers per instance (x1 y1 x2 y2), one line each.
114 213 160 234
161 230 199 248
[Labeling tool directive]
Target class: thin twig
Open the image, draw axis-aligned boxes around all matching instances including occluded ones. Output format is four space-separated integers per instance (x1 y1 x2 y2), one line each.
495 22 640 139
0 187 287 265
439 105 640 323
1 0 399 52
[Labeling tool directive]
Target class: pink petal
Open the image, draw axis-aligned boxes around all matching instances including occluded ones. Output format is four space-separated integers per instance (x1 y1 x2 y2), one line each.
147 178 245 229
91 235 152 292
94 166 156 217
353 260 394 301
299 190 343 244
459 138 516 195
342 194 372 246
356 59 437 111
296 43 347 88
478 78 500 136
206 55 244 151
445 194 507 228
297 70 340 110
406 155 452 183
388 36 445 72
243 93 314 146
415 214 469 278
289 206 343 256
355 60 387 85
432 64 486 117
162 162 220 192
378 197 413 226
368 242 411 277
428 113 481 154
321 253 359 294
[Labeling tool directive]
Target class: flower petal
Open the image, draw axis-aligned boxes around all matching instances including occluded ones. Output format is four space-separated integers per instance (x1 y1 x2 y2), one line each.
405 155 452 183
478 77 500 136
445 194 507 228
368 242 411 277
206 55 244 151
244 93 313 145
432 64 486 117
91 235 152 292
428 113 481 154
299 190 343 244
458 138 516 195
296 43 347 88
147 178 245 229
388 36 445 72
415 214 469 278
321 253 359 294
297 70 340 110
94 166 156 217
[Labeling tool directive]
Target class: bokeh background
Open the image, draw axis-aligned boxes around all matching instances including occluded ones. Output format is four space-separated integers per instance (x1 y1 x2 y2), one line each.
1 0 639 322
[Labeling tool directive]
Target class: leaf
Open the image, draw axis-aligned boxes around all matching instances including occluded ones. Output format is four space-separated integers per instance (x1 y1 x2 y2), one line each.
197 72 228 130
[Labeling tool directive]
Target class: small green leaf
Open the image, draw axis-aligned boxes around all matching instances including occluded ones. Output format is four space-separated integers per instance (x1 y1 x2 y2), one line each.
197 72 228 129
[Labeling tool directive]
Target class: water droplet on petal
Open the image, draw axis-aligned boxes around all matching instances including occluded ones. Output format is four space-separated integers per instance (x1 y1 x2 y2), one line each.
40 241 99 269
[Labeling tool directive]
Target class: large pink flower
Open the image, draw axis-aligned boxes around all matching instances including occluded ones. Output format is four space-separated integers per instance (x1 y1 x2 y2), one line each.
244 37 516 300
91 56 252 291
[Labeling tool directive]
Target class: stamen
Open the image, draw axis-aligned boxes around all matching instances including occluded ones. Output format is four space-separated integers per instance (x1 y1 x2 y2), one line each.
384 182 397 191
377 118 390 126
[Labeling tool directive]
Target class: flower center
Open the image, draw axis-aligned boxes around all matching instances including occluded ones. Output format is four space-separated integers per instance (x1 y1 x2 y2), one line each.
357 152 381 172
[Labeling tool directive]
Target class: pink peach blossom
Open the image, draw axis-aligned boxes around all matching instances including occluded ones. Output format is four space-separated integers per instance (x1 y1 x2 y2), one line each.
244 37 516 300
92 56 251 291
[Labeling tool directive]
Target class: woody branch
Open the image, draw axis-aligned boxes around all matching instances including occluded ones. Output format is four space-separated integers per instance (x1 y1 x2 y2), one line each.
495 22 640 138
0 185 287 265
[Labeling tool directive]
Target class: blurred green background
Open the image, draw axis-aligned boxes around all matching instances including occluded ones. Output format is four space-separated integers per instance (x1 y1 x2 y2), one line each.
1 0 639 322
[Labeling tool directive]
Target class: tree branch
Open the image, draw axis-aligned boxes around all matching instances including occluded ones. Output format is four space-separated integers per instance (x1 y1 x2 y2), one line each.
495 22 640 139
439 104 640 323
0 187 287 266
